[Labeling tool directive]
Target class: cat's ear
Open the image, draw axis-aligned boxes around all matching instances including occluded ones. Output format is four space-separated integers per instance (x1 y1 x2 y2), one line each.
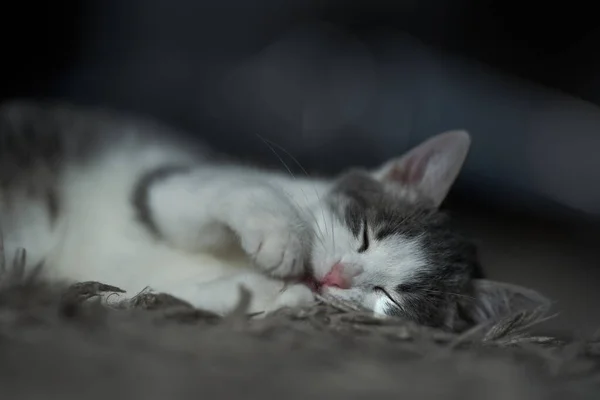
372 130 471 207
458 279 552 326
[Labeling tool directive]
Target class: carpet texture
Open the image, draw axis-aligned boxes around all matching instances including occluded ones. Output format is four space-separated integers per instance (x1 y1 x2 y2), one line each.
1 261 599 400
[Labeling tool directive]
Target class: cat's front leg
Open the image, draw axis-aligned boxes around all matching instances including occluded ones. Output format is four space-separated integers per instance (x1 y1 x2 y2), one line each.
223 183 311 278
156 272 316 316
137 166 312 278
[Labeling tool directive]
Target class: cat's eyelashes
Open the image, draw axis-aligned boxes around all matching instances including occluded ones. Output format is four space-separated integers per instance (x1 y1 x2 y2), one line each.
357 219 369 253
373 286 403 309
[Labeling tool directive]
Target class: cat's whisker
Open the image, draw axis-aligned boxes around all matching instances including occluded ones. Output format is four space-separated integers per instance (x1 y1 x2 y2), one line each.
256 134 296 180
295 189 326 246
330 205 336 251
255 135 331 241
320 203 329 238
255 134 328 247
308 212 326 248
284 191 325 248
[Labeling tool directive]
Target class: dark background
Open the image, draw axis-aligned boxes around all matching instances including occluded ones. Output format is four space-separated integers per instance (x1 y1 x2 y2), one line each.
3 0 600 334
6 1 600 104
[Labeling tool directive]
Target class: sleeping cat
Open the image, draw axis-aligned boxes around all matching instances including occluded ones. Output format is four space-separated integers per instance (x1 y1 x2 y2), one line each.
0 100 549 330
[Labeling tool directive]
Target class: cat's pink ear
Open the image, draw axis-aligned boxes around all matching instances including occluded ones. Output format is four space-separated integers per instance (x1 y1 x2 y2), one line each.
372 130 471 207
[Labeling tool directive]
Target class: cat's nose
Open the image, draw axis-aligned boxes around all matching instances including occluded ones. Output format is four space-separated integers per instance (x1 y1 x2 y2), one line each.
322 263 353 289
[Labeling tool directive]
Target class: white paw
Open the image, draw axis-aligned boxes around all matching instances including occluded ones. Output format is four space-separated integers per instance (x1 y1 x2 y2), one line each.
267 283 316 313
235 202 310 278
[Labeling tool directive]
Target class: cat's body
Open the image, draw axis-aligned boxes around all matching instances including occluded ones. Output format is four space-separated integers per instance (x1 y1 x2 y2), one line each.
0 102 320 315
0 101 549 330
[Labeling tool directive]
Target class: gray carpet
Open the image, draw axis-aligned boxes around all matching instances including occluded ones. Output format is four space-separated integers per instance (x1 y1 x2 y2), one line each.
1 260 599 400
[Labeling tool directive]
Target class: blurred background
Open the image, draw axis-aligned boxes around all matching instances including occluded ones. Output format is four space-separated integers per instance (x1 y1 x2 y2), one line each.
2 0 599 334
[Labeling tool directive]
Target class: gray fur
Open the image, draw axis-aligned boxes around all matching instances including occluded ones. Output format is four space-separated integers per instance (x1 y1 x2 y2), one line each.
132 165 193 239
329 169 481 328
0 100 202 186
0 101 116 182
0 99 205 233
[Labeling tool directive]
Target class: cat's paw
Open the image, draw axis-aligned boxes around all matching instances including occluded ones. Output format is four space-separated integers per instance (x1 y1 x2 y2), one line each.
267 283 316 313
234 199 310 278
242 222 306 277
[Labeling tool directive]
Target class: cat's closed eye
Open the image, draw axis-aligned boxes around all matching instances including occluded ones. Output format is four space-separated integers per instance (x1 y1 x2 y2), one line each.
373 286 402 309
357 219 369 253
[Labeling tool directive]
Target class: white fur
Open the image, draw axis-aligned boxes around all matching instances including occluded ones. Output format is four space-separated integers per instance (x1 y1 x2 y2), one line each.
1 129 326 315
1 124 471 317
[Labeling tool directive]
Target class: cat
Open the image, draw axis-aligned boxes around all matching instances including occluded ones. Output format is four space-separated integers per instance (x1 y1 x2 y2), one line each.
0 100 549 331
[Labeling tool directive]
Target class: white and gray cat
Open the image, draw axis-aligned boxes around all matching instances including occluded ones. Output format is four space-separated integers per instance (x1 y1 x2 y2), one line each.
0 101 549 330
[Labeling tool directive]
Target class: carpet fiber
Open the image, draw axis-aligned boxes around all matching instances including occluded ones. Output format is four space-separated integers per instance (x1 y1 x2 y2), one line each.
1 264 599 400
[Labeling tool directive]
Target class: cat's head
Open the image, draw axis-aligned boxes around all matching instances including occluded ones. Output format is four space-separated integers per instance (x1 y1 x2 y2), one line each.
308 130 550 330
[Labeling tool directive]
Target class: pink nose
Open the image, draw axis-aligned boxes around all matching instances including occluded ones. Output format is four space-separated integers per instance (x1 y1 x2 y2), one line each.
322 263 351 289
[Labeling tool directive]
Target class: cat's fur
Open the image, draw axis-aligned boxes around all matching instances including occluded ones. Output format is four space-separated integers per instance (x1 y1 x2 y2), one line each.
0 100 549 331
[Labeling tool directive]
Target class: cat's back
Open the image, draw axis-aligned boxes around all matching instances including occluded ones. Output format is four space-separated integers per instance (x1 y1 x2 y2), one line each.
0 100 203 184
0 100 205 275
